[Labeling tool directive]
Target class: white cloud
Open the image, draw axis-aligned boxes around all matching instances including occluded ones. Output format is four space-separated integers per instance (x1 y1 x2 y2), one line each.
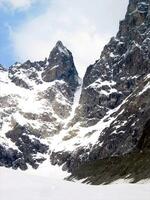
0 0 35 10
9 0 129 77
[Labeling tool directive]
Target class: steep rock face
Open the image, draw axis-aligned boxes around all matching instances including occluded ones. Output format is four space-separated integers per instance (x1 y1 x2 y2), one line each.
8 41 79 91
50 0 150 173
42 41 79 90
75 0 150 126
1 0 150 181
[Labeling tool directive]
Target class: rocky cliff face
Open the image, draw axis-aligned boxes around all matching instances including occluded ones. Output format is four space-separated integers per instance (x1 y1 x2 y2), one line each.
75 0 150 126
1 0 150 183
42 41 79 90
50 0 150 174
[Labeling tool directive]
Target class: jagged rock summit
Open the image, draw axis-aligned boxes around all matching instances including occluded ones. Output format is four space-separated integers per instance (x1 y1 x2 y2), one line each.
0 41 80 169
1 1 150 184
42 41 79 89
8 41 79 90
49 0 150 181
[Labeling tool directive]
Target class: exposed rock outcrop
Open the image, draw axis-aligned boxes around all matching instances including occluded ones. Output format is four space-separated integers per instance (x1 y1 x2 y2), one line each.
50 0 150 174
74 0 150 126
0 41 80 170
42 41 79 90
1 1 150 184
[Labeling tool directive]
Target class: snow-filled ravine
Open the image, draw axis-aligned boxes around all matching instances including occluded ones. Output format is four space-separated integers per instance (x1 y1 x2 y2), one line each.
1 160 150 200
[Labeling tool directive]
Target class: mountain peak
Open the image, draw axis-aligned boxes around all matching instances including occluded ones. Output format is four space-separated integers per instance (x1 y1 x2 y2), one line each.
49 41 70 59
56 40 64 47
42 41 79 89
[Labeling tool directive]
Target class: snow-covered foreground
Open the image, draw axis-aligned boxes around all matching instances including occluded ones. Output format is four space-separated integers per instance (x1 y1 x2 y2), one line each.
0 164 150 200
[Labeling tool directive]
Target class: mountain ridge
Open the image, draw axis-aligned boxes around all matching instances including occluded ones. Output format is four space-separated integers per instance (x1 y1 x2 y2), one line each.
0 41 81 170
1 0 150 184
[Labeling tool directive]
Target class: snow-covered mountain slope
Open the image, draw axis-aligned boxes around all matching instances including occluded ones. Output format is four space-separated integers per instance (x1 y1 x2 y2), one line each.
49 0 150 179
1 0 150 185
1 167 150 200
0 41 80 169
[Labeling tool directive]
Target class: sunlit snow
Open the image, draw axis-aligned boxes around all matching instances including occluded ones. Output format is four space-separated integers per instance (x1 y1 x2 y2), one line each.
0 166 150 200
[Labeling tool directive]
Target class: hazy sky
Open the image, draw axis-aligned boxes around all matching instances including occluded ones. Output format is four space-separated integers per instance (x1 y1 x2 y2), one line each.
0 0 129 76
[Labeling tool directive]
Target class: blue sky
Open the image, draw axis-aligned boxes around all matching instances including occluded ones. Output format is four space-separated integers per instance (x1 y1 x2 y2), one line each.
0 0 49 66
0 0 129 76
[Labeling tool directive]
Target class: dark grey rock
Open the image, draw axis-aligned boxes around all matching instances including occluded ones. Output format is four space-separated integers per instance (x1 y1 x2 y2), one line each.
50 0 150 173
5 124 49 169
72 0 150 126
42 41 79 91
